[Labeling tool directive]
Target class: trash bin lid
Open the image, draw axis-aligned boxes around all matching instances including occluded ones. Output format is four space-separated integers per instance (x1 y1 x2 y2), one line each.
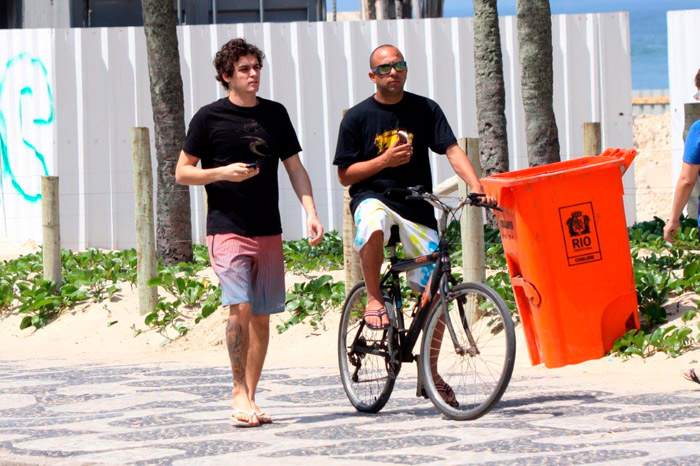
483 148 635 188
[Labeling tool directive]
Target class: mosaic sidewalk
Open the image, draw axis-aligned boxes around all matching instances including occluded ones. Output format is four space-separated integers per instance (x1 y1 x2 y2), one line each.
1 361 700 465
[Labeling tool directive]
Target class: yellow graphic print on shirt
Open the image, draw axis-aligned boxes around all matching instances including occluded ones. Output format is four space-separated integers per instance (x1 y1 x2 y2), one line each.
374 129 414 152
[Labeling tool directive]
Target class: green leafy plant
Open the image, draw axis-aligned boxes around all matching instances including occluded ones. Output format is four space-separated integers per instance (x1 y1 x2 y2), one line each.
16 280 63 330
611 310 698 358
278 275 345 333
144 298 189 340
283 231 344 273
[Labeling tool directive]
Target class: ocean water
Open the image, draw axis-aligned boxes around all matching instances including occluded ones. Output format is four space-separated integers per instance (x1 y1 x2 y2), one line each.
443 0 700 90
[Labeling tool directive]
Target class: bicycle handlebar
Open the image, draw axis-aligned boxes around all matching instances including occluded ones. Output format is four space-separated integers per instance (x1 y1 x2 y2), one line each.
383 186 502 212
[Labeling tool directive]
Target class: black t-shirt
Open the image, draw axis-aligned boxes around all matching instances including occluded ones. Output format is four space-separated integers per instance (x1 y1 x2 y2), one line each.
183 97 301 236
333 92 457 230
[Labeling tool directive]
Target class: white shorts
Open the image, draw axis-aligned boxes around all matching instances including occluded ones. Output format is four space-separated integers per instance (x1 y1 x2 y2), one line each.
353 198 438 291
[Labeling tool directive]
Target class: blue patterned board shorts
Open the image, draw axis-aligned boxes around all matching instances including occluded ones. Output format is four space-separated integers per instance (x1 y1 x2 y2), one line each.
354 198 439 292
207 233 285 315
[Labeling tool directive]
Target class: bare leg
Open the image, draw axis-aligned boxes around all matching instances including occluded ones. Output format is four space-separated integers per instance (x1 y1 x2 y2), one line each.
429 316 457 406
247 312 271 422
358 230 389 328
227 302 259 426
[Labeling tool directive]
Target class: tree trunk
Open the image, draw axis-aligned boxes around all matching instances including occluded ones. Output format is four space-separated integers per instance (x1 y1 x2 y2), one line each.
381 0 395 19
516 0 560 167
395 0 404 19
472 0 509 178
142 0 193 264
364 0 377 20
420 0 444 18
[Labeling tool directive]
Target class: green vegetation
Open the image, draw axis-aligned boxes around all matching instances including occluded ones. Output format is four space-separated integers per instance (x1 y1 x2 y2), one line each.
278 275 345 333
2 218 700 357
283 231 344 272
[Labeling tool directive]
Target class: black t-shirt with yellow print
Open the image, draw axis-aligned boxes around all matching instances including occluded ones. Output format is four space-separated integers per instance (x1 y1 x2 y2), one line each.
333 92 457 230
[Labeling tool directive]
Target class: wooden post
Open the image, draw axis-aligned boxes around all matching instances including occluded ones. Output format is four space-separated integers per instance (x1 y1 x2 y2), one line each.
685 103 700 220
459 138 486 284
583 122 601 156
343 186 363 296
41 176 62 287
131 127 159 314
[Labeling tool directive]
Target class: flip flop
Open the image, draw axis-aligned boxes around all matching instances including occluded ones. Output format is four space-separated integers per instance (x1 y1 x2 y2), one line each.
255 411 273 424
682 368 700 385
231 409 260 427
363 308 389 330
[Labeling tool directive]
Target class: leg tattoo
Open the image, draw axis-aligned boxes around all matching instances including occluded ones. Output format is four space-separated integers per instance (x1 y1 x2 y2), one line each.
227 320 246 387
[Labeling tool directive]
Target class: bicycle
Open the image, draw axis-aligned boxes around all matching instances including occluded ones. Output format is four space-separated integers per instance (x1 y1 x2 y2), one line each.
338 187 515 420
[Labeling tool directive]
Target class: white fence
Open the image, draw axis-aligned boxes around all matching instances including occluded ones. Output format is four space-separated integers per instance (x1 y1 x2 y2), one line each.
0 13 634 251
668 9 700 186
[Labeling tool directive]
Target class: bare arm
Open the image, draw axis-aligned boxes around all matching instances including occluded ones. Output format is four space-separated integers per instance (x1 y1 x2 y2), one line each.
663 161 700 242
283 154 324 245
337 138 413 186
174 150 258 186
444 142 484 194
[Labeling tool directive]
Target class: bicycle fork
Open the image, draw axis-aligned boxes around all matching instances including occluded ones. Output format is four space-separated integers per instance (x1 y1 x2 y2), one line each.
439 277 480 357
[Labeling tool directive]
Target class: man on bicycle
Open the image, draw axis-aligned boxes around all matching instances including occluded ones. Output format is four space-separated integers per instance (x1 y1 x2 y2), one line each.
333 44 485 399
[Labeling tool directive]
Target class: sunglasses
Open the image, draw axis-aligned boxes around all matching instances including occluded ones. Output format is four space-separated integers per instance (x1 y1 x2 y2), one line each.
372 60 407 76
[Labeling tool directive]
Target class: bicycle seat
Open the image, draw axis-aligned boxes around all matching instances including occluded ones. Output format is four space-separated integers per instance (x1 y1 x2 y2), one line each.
386 225 401 248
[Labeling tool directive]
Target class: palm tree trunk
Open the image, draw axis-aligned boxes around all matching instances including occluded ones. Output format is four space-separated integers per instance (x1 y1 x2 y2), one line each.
516 0 560 167
472 0 509 177
381 0 395 19
364 0 377 20
142 0 193 264
420 0 444 18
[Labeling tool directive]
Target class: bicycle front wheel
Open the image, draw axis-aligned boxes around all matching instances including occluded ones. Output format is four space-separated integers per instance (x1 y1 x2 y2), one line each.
420 282 515 420
338 282 399 413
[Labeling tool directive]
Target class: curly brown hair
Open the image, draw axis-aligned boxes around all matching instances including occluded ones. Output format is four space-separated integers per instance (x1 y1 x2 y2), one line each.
695 68 700 90
213 38 265 90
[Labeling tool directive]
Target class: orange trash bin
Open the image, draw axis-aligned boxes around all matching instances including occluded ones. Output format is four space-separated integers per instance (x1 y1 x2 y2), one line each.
481 148 640 369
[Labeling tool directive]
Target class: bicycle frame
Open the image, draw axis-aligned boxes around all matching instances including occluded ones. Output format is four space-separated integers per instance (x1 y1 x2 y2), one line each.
381 233 458 363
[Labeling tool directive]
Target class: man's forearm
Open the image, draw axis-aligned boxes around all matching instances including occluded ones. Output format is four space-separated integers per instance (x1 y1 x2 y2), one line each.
445 144 483 192
288 165 319 218
338 157 387 186
176 164 224 185
669 178 695 221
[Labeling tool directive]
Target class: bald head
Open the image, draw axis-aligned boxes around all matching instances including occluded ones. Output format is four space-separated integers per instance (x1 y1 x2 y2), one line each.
369 44 404 68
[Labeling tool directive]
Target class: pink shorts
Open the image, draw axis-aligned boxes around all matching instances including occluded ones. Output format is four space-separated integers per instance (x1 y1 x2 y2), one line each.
207 233 285 314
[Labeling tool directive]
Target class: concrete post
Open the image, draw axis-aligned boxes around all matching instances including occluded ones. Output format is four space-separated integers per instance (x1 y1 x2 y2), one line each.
131 127 159 314
41 176 62 287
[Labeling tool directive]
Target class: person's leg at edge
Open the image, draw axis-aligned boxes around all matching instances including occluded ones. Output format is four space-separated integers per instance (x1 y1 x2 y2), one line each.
396 218 456 406
246 312 271 422
359 230 390 328
227 302 260 426
427 317 457 406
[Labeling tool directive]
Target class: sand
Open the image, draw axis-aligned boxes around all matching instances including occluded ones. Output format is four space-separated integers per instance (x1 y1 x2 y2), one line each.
1 111 698 392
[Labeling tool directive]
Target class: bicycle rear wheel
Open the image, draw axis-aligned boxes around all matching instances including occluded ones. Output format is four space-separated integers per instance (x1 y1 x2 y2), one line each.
420 282 515 420
338 282 400 413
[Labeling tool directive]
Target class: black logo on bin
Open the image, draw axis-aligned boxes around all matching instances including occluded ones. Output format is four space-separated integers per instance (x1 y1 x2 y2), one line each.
559 202 602 266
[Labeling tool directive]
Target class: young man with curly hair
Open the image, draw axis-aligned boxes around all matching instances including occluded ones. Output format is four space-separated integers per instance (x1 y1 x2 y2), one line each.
176 38 324 427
